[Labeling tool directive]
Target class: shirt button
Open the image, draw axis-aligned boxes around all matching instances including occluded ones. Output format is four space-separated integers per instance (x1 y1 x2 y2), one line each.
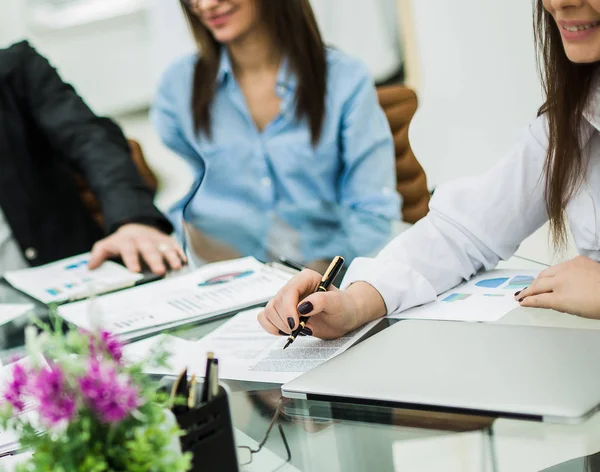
260 177 272 188
25 247 38 261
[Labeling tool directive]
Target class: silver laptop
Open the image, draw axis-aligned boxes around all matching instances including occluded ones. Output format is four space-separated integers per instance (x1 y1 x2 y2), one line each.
282 320 600 423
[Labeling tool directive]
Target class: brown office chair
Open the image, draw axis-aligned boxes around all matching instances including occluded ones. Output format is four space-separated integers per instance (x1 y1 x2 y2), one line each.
377 85 430 224
75 139 158 228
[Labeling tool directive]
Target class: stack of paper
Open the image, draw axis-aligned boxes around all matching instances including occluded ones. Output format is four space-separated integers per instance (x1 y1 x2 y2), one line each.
58 258 292 341
124 308 378 384
391 270 540 323
4 253 144 304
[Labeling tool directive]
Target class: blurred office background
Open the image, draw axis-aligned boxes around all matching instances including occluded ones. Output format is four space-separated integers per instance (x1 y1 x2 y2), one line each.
0 0 575 265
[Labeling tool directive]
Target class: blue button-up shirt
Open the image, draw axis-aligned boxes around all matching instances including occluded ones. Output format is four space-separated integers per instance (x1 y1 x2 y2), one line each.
152 48 401 264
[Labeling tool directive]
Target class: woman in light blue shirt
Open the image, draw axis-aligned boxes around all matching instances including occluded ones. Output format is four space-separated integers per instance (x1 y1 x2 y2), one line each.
152 0 400 270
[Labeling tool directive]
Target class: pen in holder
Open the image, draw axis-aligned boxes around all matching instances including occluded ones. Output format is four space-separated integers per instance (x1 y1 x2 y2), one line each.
177 384 239 472
162 363 239 472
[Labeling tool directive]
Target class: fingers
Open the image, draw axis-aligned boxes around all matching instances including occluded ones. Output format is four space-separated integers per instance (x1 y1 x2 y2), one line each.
519 293 557 310
137 242 167 275
88 241 117 270
263 299 293 334
515 277 554 300
119 240 142 273
537 265 559 279
257 310 284 336
162 247 184 271
271 269 323 331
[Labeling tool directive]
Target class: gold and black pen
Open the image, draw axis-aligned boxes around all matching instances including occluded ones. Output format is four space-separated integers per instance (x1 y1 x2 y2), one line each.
283 256 345 350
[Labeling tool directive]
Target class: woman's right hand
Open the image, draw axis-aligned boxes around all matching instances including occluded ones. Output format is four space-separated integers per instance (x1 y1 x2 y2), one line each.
257 269 387 340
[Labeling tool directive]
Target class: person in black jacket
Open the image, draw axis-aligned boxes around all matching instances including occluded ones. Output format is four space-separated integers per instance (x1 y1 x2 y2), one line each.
0 41 185 276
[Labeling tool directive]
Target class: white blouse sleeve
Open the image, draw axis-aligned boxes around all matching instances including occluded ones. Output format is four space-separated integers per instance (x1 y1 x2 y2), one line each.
342 115 551 315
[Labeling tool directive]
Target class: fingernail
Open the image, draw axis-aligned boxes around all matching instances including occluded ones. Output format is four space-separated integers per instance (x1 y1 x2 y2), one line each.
300 327 313 337
287 317 295 330
518 298 524 303
278 330 288 336
298 302 313 315
514 291 522 297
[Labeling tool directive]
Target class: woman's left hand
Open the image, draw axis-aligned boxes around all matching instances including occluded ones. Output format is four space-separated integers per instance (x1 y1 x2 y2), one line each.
516 256 600 318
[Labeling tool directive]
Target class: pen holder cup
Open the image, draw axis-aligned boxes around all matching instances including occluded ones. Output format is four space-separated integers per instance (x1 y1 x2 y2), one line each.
176 385 239 472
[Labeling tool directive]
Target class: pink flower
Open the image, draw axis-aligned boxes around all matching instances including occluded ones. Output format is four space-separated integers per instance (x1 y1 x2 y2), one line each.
4 363 29 412
89 330 124 364
79 359 139 424
31 365 76 426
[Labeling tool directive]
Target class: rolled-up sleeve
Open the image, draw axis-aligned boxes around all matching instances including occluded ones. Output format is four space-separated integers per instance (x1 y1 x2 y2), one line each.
342 116 551 315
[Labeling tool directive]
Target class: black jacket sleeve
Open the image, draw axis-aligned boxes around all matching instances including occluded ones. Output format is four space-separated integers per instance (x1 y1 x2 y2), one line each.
14 42 172 235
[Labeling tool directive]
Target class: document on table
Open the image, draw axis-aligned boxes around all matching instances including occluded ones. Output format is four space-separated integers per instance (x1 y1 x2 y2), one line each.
0 305 34 327
389 269 540 322
58 258 292 339
4 253 144 304
124 308 379 384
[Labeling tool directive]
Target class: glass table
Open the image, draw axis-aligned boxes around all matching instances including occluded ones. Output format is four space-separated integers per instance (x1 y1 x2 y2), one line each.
2 279 600 472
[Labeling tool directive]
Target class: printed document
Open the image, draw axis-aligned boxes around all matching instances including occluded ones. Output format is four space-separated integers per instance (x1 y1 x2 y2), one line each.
124 308 378 384
389 270 540 322
4 253 143 304
0 305 34 327
58 258 292 338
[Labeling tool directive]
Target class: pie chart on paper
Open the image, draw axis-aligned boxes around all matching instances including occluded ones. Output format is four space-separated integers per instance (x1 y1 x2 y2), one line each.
197 270 255 287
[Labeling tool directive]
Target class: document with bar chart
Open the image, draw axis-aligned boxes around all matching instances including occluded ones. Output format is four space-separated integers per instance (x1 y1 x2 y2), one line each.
389 270 540 322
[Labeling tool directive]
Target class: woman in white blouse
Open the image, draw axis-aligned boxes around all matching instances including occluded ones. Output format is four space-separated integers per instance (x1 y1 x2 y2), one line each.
258 0 600 339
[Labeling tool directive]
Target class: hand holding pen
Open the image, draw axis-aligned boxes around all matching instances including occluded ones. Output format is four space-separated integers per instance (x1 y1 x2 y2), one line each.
283 256 345 349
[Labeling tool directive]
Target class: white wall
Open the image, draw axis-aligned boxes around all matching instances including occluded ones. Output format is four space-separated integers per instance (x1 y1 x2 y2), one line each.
408 0 543 186
404 0 576 264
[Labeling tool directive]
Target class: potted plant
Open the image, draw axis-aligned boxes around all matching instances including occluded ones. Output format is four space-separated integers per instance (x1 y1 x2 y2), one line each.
0 320 192 471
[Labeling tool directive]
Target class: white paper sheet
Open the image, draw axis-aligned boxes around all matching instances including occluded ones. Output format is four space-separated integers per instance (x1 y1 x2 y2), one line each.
4 253 143 304
389 270 540 322
0 305 33 327
59 258 292 338
125 308 378 385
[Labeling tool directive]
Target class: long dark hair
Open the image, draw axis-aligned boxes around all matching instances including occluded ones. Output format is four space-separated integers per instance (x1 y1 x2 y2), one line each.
534 0 598 246
180 0 327 145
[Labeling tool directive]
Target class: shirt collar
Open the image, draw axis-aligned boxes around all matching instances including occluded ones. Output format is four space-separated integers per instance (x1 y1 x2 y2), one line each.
216 48 297 96
216 48 233 86
583 71 600 132
275 56 297 98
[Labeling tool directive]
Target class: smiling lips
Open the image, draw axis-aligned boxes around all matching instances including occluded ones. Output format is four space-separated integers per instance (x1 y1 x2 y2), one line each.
205 9 237 28
558 20 600 40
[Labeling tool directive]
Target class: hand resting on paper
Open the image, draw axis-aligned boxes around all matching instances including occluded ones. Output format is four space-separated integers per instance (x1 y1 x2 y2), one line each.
516 256 600 319
88 223 186 276
257 269 387 340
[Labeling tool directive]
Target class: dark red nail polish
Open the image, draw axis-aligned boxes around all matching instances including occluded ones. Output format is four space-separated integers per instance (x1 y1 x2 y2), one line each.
278 330 288 336
287 317 295 330
298 302 313 315
518 298 524 303
514 291 522 297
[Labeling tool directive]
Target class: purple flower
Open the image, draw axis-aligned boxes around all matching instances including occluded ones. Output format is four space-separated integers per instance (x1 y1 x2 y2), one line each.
31 365 76 426
89 330 124 364
79 359 139 424
4 363 29 412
